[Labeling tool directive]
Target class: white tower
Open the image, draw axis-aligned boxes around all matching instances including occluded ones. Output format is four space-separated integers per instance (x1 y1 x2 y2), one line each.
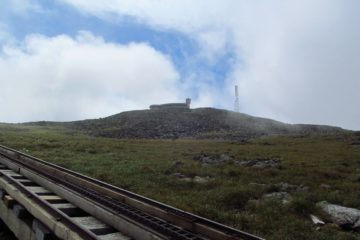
234 85 240 112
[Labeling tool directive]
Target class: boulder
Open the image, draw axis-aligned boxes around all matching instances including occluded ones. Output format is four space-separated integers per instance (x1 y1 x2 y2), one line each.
317 201 360 230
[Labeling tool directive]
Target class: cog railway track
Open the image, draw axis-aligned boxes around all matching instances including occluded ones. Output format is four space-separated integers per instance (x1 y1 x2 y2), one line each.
0 144 264 240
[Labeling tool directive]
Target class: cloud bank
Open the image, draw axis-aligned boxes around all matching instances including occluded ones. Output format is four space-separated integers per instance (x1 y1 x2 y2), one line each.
60 0 360 130
0 0 359 130
0 31 181 122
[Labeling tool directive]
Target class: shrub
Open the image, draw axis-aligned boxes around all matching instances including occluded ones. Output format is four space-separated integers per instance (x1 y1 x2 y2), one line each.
290 194 315 216
220 189 255 210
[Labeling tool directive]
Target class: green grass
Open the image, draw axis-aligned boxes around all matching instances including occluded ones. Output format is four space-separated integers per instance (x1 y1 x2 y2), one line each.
0 123 359 239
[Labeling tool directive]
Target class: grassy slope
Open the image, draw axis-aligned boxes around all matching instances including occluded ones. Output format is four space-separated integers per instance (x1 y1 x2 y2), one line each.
0 123 359 240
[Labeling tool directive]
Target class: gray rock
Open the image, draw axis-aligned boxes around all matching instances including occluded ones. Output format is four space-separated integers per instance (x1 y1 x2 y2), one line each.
202 156 216 164
194 154 281 169
180 177 193 182
310 214 325 226
173 173 210 183
301 186 310 192
194 153 232 165
236 158 281 168
319 184 331 189
275 182 309 192
317 201 360 230
193 176 210 184
172 172 185 178
354 219 360 229
235 160 252 166
219 153 231 162
263 192 292 204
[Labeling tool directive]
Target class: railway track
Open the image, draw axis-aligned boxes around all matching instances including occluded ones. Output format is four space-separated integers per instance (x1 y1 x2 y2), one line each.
0 144 264 240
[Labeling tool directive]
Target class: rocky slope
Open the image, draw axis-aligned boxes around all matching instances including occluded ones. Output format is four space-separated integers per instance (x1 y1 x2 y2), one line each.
65 108 346 139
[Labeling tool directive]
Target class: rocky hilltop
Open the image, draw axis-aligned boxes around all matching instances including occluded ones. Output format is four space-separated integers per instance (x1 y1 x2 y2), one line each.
67 108 346 140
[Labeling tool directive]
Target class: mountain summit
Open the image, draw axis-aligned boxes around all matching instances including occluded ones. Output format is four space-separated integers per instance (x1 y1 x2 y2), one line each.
69 108 346 140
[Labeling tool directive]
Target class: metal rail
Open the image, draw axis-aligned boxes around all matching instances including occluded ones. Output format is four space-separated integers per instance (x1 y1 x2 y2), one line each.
0 144 264 240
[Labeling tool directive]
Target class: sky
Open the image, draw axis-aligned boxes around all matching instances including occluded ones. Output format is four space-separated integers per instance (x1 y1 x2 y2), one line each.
0 0 359 130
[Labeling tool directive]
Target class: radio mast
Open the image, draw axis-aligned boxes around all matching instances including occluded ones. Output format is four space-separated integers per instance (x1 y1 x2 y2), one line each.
234 85 240 112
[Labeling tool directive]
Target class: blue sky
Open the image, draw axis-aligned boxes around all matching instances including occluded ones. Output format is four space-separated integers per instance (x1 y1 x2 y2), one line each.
0 0 359 130
1 0 231 83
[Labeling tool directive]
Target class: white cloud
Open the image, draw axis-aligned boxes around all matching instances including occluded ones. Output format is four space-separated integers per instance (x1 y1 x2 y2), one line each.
0 31 182 122
61 0 360 130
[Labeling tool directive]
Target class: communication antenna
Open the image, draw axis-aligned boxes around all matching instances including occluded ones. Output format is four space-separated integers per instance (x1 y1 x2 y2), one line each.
234 85 240 112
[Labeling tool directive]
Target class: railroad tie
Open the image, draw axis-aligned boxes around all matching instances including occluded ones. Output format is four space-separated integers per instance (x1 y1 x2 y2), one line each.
4 195 15 208
72 216 115 235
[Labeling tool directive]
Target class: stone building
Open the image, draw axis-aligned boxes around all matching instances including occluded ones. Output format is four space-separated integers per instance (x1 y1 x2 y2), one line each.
149 98 191 110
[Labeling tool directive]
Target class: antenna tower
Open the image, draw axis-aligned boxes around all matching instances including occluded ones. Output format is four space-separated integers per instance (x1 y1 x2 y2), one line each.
234 85 240 112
